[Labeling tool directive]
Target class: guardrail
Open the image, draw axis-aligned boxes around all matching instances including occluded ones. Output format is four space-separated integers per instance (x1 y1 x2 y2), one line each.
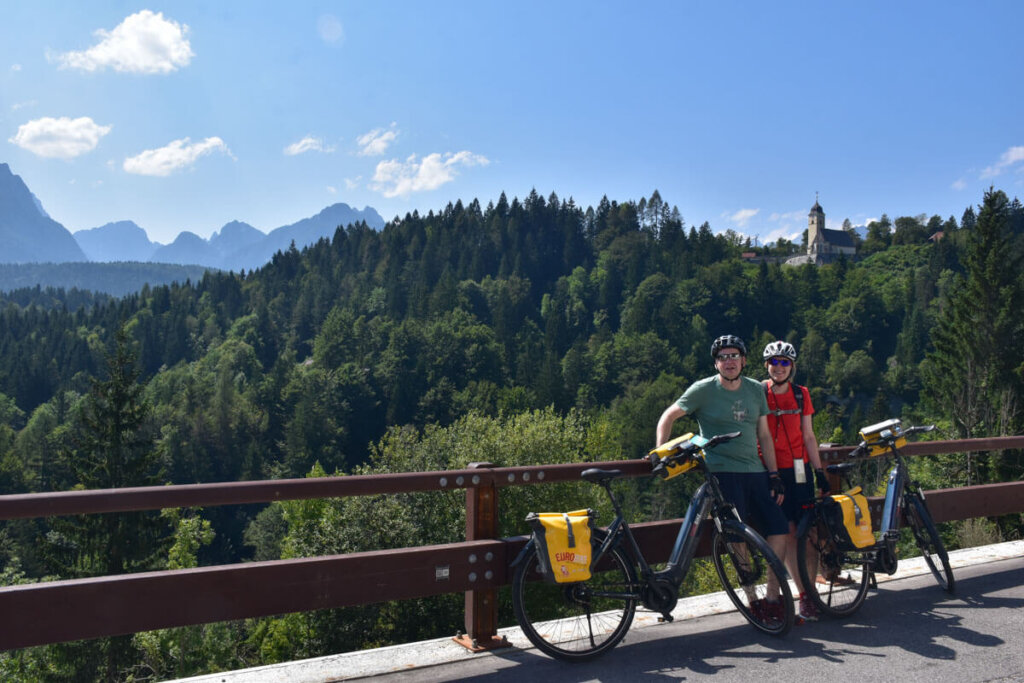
0 436 1022 652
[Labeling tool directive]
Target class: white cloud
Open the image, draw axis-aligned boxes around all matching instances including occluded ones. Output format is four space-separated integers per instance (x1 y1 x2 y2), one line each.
11 100 37 111
123 136 231 176
952 178 968 191
317 14 345 44
761 227 802 244
370 151 489 198
10 64 21 72
768 209 805 223
344 176 361 190
284 135 334 156
357 124 399 156
326 185 337 194
727 208 759 228
8 116 111 159
53 10 193 74
980 146 1024 179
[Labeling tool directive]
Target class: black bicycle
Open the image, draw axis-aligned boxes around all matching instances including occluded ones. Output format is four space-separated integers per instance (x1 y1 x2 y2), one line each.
511 432 794 662
796 419 955 618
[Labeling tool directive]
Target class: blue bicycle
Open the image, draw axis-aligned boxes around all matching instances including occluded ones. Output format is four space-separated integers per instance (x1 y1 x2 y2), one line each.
796 419 954 618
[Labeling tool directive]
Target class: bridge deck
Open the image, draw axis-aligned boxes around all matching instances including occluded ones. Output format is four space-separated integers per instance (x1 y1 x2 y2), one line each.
170 540 1024 682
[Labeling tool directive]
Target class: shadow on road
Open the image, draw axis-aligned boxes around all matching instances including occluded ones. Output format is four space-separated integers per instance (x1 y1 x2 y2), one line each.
441 561 1023 682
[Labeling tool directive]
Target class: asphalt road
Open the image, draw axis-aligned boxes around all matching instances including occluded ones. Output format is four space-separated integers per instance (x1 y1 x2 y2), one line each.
373 553 1024 683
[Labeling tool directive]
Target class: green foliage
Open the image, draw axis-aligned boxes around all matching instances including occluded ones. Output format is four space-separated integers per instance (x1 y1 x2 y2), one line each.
1 187 1023 675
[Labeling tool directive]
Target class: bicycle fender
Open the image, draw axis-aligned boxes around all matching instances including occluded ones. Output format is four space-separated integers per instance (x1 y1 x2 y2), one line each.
510 536 537 568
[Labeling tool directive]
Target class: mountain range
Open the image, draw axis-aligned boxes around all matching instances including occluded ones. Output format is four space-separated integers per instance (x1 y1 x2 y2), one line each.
0 162 385 272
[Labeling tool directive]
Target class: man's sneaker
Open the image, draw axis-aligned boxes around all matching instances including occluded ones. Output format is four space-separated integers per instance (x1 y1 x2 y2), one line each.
799 595 820 621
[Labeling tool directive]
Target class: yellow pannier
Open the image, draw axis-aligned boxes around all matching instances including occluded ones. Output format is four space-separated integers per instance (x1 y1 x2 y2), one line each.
823 486 875 550
526 508 594 583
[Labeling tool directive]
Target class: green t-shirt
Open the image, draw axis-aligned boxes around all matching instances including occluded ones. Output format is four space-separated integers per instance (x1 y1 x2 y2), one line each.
675 375 769 473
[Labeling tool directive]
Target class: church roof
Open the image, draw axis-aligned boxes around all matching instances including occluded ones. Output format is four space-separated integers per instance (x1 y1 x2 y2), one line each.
810 201 824 215
822 227 855 248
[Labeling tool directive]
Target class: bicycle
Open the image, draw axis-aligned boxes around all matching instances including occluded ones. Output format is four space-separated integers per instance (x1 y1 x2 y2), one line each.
796 418 955 618
511 432 794 662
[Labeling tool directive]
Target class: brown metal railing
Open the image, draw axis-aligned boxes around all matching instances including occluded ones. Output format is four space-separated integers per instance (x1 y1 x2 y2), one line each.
0 436 1021 652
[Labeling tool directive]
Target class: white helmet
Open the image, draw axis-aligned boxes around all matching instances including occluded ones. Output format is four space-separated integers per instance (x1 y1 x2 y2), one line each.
763 340 797 362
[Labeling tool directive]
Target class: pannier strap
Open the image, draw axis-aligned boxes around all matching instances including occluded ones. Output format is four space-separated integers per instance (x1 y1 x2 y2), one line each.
563 513 575 548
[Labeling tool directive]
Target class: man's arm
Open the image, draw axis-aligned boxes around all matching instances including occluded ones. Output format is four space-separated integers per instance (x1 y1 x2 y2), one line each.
656 404 686 447
756 415 778 471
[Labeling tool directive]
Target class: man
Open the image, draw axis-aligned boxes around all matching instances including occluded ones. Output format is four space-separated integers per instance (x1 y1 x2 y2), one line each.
655 334 790 618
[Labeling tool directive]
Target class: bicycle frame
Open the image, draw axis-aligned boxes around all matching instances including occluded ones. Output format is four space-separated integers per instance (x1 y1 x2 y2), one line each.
593 459 738 592
879 453 911 540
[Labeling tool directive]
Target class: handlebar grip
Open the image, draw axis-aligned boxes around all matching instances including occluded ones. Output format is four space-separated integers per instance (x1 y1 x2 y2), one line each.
707 431 741 448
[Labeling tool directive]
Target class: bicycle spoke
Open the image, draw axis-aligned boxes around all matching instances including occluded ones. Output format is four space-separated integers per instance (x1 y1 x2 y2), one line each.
797 518 870 618
712 522 794 636
512 537 637 662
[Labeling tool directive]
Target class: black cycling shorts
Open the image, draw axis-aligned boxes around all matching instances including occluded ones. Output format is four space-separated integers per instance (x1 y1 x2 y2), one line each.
712 471 790 537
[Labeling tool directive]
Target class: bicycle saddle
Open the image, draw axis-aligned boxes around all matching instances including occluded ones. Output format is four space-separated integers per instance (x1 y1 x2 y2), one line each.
581 468 622 484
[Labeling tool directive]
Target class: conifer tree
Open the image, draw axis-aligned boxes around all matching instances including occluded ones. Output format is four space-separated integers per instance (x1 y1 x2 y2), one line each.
46 324 167 681
923 189 1024 483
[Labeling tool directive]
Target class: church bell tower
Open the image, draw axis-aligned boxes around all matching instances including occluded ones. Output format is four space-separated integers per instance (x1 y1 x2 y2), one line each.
808 195 825 255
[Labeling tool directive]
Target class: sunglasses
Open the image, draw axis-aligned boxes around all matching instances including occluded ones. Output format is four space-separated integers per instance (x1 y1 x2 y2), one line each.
768 358 792 367
716 352 742 361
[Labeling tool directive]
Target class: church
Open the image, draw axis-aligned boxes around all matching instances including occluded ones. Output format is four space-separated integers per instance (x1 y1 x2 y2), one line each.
785 198 857 266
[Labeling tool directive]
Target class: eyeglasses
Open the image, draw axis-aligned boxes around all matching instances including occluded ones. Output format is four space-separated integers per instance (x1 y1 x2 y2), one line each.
768 358 792 367
716 352 742 361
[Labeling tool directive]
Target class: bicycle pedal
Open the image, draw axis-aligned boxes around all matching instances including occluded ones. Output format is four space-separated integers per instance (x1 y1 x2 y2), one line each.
658 614 675 623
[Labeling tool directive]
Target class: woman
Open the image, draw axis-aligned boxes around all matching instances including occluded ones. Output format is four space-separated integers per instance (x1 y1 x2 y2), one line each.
761 340 830 621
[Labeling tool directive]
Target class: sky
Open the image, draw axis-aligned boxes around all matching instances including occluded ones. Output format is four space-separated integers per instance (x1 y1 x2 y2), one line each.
2 1 1023 246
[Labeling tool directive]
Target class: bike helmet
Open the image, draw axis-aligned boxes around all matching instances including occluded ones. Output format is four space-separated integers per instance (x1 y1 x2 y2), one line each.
710 334 747 359
762 340 797 362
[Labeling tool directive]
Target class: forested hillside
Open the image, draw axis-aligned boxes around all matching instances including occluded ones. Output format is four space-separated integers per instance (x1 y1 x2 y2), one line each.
1 188 1022 680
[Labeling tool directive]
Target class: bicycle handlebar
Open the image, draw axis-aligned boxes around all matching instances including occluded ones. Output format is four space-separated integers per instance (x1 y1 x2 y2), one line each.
848 423 936 458
651 431 742 475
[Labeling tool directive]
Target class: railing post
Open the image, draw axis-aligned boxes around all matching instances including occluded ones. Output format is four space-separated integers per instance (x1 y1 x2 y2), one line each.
454 462 510 652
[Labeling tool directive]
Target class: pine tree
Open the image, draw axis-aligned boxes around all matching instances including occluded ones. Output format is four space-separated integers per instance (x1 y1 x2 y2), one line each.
46 325 167 681
923 189 1024 483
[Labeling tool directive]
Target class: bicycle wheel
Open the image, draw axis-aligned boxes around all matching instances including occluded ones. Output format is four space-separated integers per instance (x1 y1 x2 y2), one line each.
796 512 870 617
904 491 955 592
512 532 638 662
711 520 794 636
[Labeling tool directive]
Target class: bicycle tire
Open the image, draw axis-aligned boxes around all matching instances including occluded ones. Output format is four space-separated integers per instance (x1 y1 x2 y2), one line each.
711 520 794 636
512 531 638 662
796 512 870 617
905 491 955 592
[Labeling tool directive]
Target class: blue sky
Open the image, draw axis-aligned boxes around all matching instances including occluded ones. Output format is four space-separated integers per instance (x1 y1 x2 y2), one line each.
2 2 1022 245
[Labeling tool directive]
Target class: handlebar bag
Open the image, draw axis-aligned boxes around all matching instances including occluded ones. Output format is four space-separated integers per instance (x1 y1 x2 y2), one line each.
822 487 874 550
649 432 700 480
526 508 594 583
859 419 907 457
